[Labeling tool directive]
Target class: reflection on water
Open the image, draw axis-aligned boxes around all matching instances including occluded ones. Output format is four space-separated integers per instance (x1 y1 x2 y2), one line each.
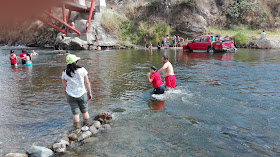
0 48 280 156
148 101 165 111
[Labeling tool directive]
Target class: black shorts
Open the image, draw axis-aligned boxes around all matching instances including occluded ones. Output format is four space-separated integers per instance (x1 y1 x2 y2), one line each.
153 85 165 94
21 60 26 64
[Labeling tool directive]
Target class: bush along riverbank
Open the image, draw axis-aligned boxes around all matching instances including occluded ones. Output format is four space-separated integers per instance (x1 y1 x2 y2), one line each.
101 11 174 48
4 113 113 157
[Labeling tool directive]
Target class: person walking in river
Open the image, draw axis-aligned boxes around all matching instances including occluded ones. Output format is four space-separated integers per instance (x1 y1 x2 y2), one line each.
20 50 27 65
25 52 32 66
158 55 176 90
9 50 17 67
61 54 92 128
147 66 165 94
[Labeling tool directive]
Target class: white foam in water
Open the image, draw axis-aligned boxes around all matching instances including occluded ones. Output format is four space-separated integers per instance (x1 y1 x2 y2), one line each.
152 86 193 101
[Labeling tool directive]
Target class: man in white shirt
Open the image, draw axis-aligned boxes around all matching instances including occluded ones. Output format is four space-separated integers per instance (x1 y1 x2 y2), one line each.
260 30 266 39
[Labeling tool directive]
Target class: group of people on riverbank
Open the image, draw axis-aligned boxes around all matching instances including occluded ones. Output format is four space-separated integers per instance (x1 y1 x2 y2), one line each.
9 50 37 67
145 34 186 50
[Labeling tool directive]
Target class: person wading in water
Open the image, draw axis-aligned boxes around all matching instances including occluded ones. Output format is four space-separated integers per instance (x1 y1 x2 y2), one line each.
9 50 17 67
147 66 165 94
158 55 176 90
61 54 92 128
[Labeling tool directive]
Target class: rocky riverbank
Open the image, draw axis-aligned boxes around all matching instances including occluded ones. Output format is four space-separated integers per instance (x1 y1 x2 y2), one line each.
4 113 113 157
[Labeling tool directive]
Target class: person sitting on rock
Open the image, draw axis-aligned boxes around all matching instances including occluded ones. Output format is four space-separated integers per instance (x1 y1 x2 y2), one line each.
261 30 266 39
147 66 165 95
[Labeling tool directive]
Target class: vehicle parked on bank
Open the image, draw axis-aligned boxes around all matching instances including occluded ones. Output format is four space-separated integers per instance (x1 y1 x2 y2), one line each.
182 35 236 53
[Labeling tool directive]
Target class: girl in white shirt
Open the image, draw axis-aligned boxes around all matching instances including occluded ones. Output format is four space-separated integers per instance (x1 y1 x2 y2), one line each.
62 54 92 128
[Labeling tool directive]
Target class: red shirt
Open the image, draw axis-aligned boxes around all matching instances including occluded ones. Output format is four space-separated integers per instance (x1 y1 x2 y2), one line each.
10 54 17 64
20 53 26 60
150 72 163 88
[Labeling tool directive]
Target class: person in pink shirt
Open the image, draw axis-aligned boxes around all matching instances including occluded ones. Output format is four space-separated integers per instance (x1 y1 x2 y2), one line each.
147 66 165 94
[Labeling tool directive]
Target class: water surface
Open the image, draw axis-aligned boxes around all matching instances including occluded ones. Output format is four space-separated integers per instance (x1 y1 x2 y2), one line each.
0 47 280 156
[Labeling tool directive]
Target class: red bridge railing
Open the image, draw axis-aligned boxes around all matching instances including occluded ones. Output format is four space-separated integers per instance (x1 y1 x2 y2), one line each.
39 0 95 35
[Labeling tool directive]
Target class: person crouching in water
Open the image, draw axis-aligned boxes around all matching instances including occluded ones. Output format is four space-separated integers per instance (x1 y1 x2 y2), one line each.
147 66 165 94
61 54 92 128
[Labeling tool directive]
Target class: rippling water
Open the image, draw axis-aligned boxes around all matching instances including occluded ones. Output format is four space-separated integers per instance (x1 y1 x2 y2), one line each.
1 47 280 156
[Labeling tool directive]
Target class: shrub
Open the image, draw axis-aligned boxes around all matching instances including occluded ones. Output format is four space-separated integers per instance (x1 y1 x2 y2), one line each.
226 0 260 28
233 32 247 47
101 11 174 47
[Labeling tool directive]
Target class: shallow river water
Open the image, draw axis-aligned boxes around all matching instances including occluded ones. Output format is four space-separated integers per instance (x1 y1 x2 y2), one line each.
0 47 280 156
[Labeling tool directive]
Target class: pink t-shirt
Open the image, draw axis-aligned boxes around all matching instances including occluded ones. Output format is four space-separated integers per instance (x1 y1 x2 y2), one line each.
150 72 163 88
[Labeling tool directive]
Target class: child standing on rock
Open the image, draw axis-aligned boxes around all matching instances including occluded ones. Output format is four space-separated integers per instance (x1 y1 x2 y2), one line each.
62 54 92 128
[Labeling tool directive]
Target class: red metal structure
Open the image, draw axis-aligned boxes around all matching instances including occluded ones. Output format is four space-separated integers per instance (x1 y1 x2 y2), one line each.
39 0 95 35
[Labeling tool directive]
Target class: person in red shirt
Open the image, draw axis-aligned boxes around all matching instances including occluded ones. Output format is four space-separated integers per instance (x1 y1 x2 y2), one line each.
19 50 27 65
147 66 165 94
9 50 17 66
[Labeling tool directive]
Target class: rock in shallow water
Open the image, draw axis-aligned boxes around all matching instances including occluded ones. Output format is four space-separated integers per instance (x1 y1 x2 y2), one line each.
103 124 111 130
26 146 54 157
93 121 101 129
4 153 28 157
68 133 78 141
81 126 89 132
89 125 98 134
256 38 280 49
52 139 69 153
78 131 92 141
83 137 98 143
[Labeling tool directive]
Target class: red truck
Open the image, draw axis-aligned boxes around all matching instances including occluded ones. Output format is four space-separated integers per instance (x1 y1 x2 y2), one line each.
182 35 236 53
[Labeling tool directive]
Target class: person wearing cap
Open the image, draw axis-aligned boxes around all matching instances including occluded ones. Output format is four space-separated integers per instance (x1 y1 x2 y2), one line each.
147 66 165 94
61 54 92 128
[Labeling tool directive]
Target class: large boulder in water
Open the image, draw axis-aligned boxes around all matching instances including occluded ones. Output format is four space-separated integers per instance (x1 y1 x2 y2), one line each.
255 38 280 49
57 37 88 50
26 146 54 157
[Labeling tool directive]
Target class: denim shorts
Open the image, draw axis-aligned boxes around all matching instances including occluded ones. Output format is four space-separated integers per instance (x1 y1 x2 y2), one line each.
154 85 165 94
66 92 89 115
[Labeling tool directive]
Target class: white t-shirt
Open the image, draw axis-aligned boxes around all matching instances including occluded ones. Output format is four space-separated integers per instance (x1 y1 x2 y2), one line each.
261 32 266 39
61 67 88 98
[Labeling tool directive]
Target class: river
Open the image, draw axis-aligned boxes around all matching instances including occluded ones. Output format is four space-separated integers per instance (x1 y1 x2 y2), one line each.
0 47 280 156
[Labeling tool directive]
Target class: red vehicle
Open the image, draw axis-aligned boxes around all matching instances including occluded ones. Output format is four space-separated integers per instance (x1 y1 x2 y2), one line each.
183 35 236 53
